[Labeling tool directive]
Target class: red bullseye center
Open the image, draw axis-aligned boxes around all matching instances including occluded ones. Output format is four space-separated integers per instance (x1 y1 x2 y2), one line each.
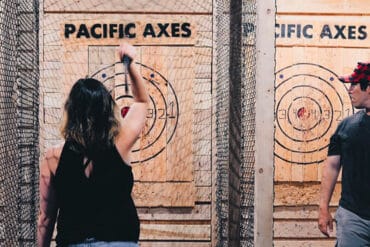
121 106 130 118
297 107 310 119
297 107 306 118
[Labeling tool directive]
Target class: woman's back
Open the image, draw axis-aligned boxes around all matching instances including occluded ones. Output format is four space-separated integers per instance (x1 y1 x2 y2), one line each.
53 141 139 246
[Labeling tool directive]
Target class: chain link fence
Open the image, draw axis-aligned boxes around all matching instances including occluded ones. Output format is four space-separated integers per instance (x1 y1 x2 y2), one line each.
0 0 39 245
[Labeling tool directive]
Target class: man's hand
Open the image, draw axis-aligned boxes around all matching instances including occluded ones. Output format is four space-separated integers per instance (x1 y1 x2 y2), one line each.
318 207 334 237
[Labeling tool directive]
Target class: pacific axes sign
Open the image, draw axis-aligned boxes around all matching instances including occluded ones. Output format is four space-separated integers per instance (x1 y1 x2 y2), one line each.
62 21 195 45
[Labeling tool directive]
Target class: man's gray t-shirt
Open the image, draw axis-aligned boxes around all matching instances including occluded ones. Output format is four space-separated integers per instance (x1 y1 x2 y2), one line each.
328 110 370 220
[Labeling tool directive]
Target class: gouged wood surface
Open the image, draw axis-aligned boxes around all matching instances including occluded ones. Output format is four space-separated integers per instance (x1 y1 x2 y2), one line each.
274 183 341 206
133 182 196 207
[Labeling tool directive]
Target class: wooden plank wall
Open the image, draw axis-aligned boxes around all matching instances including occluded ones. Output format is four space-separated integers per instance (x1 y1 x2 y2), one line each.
40 0 213 246
275 1 370 246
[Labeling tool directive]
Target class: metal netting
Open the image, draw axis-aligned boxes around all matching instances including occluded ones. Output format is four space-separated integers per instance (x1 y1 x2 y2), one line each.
215 0 256 246
215 0 231 245
0 0 39 246
240 0 256 246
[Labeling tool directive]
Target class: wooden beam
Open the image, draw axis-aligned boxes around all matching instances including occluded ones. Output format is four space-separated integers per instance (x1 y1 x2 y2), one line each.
255 0 275 246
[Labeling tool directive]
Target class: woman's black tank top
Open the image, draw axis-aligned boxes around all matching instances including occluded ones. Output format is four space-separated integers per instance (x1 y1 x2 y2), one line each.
53 141 140 246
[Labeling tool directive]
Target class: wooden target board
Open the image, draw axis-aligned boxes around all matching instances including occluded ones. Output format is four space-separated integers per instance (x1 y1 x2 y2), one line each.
59 20 197 207
275 63 353 166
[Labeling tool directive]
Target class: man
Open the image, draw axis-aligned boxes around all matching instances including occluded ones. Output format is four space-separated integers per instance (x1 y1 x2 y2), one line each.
319 62 370 246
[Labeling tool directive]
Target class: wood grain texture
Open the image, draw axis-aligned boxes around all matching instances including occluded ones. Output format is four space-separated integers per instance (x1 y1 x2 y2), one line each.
138 204 210 220
140 223 210 240
274 220 335 238
274 205 336 220
274 183 341 206
278 0 370 14
274 240 336 247
133 182 196 207
44 0 212 13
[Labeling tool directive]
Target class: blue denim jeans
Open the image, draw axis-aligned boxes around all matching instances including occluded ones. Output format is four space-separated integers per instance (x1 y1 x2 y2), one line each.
335 206 370 247
68 238 139 247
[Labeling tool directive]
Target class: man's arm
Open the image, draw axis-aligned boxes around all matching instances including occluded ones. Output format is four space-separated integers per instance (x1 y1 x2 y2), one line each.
318 155 341 237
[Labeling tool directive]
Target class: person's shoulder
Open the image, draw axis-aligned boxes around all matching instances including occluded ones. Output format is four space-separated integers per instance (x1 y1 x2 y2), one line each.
43 143 65 175
337 110 363 130
44 143 64 161
345 110 364 123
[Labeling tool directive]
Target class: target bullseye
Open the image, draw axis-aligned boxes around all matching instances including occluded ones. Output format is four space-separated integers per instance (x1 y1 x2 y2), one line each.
121 106 130 118
296 107 307 119
288 96 322 131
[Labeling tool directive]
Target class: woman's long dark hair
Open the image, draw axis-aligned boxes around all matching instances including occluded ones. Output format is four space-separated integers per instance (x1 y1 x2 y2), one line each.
61 78 119 160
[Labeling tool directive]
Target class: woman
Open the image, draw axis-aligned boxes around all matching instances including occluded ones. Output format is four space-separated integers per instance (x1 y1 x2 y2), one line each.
37 43 149 247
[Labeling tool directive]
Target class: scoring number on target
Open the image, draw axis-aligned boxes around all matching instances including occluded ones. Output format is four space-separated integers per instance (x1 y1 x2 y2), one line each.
91 62 179 164
275 63 353 165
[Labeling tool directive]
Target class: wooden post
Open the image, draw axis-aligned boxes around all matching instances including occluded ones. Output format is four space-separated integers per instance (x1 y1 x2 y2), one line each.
255 1 275 246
